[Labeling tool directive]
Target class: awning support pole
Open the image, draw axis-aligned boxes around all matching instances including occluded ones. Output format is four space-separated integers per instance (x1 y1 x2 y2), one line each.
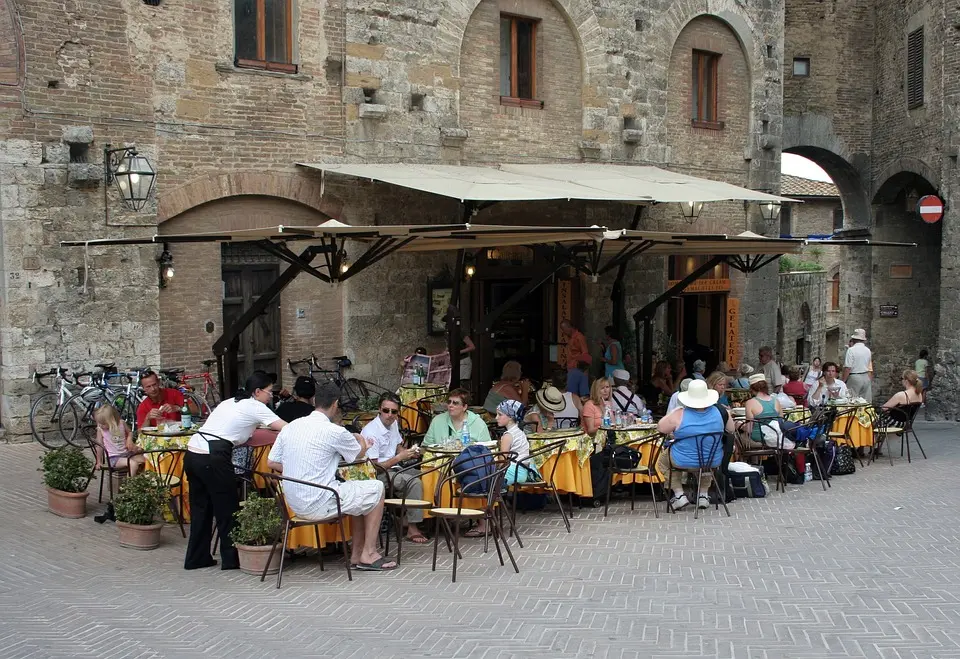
448 248 466 388
611 206 645 341
634 255 724 384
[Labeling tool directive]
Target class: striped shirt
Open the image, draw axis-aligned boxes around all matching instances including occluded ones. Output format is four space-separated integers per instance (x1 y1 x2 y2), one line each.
267 411 361 519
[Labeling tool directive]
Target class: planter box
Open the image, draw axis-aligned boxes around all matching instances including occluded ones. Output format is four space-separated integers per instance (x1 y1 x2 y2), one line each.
237 544 282 576
117 521 163 550
47 487 89 518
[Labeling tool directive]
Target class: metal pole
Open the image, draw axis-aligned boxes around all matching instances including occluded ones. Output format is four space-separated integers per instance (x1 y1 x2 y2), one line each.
448 248 465 389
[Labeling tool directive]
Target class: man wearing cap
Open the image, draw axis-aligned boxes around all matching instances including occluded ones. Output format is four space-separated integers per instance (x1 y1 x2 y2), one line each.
843 329 873 400
276 376 317 422
611 369 648 416
667 378 693 414
657 379 735 511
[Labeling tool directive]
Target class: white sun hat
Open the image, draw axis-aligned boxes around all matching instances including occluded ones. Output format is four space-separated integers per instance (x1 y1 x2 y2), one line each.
677 379 719 409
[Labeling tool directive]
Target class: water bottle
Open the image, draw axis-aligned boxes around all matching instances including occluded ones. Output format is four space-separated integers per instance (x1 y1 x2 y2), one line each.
461 423 470 446
180 402 192 429
804 462 812 483
602 407 611 429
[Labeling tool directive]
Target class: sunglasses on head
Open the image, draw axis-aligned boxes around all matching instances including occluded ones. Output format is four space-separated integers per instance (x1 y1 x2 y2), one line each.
380 407 400 415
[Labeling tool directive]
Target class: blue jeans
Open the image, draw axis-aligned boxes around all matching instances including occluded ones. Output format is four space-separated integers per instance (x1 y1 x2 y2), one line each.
567 368 589 397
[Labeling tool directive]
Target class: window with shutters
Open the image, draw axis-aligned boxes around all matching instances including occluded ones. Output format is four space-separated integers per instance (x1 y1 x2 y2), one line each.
832 207 844 232
691 50 721 128
906 27 923 109
830 273 840 311
500 15 541 107
234 0 296 73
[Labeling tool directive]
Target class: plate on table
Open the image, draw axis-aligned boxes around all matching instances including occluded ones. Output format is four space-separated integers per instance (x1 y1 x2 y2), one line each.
620 423 658 431
140 425 191 436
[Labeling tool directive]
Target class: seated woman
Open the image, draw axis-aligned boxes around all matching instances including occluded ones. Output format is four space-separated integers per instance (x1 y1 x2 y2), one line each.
656 379 734 511
424 388 492 445
525 385 567 432
781 366 808 406
483 360 531 413
730 363 754 389
882 369 924 409
706 371 730 407
743 373 783 448
580 377 614 437
807 361 848 407
651 361 676 399
94 404 144 476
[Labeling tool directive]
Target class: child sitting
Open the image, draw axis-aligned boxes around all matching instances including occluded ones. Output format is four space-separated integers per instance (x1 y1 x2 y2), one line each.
495 399 537 486
94 405 144 476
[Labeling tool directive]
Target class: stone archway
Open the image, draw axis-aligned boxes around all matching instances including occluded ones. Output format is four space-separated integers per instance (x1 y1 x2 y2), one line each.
782 146 871 229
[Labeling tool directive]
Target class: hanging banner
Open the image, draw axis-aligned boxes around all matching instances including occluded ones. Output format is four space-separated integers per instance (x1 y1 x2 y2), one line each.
557 279 573 366
725 298 740 366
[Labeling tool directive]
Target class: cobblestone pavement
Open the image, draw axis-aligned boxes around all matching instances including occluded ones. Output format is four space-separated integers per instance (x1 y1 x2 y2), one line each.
1 423 959 658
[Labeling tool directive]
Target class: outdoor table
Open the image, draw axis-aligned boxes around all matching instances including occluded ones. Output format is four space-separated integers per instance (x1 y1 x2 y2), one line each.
604 425 663 485
826 401 877 448
399 383 446 433
139 426 198 520
526 429 595 497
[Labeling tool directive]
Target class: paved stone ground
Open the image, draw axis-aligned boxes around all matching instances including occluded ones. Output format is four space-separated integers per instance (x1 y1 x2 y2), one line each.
1 423 960 658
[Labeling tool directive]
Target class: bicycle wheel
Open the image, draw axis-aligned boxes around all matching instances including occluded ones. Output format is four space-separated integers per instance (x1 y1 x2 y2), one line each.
30 391 68 449
59 391 100 447
203 381 221 411
185 391 211 419
340 378 369 412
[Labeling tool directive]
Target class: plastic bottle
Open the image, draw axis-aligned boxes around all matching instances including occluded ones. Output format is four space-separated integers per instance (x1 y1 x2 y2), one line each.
804 462 812 482
602 407 611 428
461 422 470 446
180 402 192 429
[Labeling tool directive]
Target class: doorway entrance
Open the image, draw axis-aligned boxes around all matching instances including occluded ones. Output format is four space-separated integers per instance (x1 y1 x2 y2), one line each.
221 245 281 379
480 278 545 389
669 293 727 375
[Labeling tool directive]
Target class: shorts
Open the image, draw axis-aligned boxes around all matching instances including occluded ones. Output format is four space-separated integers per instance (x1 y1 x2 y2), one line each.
335 479 384 517
108 454 129 468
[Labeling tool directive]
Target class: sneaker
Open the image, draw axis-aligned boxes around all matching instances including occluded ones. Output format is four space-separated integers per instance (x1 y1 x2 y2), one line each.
697 495 710 509
669 494 690 511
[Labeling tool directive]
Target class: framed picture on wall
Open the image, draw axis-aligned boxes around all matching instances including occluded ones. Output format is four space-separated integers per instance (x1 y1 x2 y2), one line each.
427 280 453 336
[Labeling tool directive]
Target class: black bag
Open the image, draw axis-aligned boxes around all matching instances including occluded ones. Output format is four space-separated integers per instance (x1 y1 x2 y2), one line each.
830 444 857 476
783 458 805 485
612 445 640 470
811 440 836 480
589 446 614 501
727 470 767 498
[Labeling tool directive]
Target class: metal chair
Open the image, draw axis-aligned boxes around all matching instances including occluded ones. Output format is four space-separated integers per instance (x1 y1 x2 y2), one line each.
141 447 187 537
254 471 353 588
508 438 573 542
873 403 925 464
784 412 831 491
734 418 783 490
429 451 519 583
827 407 866 467
85 434 128 504
663 431 729 519
603 433 663 518
375 454 448 566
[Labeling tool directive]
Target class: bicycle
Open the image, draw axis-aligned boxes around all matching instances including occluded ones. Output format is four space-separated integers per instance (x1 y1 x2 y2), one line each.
58 364 143 446
158 367 214 419
175 359 222 413
30 367 89 449
287 354 369 411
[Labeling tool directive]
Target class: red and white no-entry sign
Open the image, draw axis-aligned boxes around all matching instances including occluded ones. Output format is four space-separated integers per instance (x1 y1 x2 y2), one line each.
917 195 944 224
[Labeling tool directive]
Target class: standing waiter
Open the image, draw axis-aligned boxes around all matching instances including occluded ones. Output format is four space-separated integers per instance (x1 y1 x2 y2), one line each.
183 371 287 570
843 328 873 402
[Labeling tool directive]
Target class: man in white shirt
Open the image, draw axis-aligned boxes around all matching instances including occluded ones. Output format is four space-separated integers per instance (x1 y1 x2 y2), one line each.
842 328 873 401
759 346 782 393
268 383 396 571
807 361 848 407
610 369 648 416
361 392 427 544
666 378 693 414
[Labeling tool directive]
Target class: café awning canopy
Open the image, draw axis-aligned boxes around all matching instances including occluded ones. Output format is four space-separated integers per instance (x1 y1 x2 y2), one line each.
298 162 795 204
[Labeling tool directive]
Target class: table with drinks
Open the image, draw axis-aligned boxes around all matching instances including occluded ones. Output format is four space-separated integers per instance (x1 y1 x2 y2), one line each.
398 382 446 434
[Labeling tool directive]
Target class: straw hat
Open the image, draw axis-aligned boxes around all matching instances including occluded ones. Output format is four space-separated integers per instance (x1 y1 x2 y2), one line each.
534 386 565 414
851 328 867 341
677 379 719 409
748 373 767 386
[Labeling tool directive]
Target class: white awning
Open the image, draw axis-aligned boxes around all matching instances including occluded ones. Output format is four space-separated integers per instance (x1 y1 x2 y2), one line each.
297 162 794 204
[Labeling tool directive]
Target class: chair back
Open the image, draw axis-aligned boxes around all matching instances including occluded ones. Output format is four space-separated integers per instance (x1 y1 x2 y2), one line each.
141 447 184 489
518 438 568 483
612 432 663 474
438 450 517 511
255 471 343 523
668 432 725 470
901 402 921 425
554 417 580 429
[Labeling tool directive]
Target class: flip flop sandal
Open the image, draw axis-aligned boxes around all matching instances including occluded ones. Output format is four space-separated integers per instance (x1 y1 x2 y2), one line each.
356 557 398 571
463 528 485 538
407 534 429 544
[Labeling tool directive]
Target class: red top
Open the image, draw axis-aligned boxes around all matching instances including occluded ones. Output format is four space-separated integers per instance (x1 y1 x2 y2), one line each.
136 387 185 427
565 329 593 369
782 380 807 406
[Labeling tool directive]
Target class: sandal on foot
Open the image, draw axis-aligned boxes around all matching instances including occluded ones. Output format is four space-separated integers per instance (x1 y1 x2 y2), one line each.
407 533 429 544
463 527 485 538
356 556 397 571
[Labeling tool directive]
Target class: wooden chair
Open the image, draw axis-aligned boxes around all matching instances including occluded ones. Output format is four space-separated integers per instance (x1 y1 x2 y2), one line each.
141 447 187 538
507 438 573 543
604 433 664 518
430 451 519 583
255 471 352 588
663 431 729 519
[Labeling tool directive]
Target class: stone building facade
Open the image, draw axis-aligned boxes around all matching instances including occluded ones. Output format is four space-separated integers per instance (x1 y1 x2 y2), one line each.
0 0 789 438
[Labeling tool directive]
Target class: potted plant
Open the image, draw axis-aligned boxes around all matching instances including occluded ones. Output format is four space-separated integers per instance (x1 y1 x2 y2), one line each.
113 473 167 550
229 493 283 575
41 447 93 518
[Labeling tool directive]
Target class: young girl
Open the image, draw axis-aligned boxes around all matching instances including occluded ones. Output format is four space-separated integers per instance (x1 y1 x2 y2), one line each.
496 400 535 486
94 405 144 475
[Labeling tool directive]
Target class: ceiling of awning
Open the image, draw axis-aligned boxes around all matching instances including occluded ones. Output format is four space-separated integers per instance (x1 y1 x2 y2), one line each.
297 162 795 204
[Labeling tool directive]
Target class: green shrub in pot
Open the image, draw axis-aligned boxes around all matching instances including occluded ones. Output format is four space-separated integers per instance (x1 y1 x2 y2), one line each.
40 447 92 493
114 473 167 526
230 493 282 547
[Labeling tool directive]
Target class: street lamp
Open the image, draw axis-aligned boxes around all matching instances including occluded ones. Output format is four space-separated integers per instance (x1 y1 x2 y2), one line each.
758 200 782 222
104 144 157 214
679 201 704 224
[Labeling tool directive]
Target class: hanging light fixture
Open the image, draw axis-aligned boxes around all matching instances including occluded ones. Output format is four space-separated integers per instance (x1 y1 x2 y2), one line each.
338 250 351 275
157 244 174 288
679 201 704 223
463 252 477 279
759 200 783 222
104 144 157 212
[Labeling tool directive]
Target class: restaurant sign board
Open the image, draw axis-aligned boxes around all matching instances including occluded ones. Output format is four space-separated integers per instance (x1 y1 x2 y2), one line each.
879 304 899 318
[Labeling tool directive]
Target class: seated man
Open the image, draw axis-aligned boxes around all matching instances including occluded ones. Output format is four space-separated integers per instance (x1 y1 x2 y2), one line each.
136 370 184 428
267 382 396 571
656 379 734 511
807 361 848 407
276 376 316 422
361 392 427 544
611 369 648 417
666 378 693 415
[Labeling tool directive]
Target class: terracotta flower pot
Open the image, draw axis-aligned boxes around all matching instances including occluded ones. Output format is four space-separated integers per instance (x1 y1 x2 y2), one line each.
237 544 282 576
47 487 89 519
116 521 163 550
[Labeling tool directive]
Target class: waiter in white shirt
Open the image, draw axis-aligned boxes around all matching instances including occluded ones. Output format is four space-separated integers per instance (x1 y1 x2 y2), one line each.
361 392 427 544
842 328 873 401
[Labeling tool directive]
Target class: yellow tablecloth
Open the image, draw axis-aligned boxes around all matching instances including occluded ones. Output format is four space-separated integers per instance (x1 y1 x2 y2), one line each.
830 404 877 449
399 383 446 433
140 432 193 520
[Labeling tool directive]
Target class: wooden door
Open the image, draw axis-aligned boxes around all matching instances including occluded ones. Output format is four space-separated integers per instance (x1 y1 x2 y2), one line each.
222 264 281 378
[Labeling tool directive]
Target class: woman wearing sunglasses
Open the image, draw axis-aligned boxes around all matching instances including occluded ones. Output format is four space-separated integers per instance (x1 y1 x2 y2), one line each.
361 392 428 544
423 388 492 446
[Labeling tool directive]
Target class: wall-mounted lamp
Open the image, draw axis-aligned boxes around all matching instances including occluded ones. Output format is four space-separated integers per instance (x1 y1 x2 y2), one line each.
463 252 477 279
758 200 783 222
158 244 174 288
679 201 704 224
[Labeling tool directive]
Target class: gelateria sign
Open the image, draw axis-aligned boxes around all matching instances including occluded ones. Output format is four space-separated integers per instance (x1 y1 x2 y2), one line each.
666 278 731 294
725 298 740 366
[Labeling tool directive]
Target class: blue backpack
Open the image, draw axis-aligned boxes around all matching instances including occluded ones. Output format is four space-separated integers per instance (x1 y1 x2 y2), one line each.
452 444 496 495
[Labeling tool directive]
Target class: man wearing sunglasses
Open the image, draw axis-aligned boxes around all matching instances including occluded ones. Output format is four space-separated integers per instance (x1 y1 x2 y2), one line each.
361 393 427 544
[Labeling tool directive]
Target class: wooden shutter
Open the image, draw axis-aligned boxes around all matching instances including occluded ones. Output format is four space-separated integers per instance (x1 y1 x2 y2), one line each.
907 27 924 109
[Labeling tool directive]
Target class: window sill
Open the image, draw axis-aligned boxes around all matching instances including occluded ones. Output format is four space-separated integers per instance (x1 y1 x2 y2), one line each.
500 96 544 109
215 61 312 82
691 119 724 130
